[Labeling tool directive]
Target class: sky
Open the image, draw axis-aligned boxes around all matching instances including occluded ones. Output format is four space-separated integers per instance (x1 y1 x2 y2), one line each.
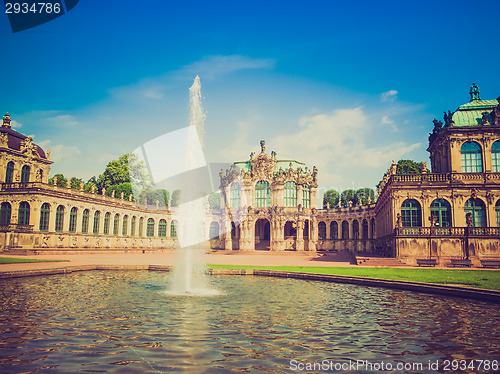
1 0 499 202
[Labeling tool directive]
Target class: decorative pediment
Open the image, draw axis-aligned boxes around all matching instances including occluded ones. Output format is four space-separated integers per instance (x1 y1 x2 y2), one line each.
249 143 277 180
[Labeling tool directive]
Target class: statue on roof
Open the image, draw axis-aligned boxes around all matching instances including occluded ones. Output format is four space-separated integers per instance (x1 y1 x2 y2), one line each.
481 112 490 125
469 83 480 101
443 111 454 127
260 140 266 153
3 112 11 127
432 118 443 129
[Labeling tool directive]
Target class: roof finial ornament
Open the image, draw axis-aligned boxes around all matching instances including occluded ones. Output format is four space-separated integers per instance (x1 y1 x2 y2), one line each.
2 112 11 128
469 83 481 102
260 140 266 153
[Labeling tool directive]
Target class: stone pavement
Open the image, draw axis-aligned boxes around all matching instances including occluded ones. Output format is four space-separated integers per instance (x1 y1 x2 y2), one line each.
0 251 356 273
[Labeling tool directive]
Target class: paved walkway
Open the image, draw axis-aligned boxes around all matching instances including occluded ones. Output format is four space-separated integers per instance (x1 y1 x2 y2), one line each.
0 251 356 273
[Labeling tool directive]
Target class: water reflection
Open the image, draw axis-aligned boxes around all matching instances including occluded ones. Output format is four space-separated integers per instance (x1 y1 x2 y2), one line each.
0 271 498 373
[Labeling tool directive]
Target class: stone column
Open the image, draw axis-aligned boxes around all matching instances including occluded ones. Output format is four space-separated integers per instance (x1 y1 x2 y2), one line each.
311 186 317 209
297 185 303 207
48 203 56 232
486 197 496 227
224 218 232 251
296 219 304 251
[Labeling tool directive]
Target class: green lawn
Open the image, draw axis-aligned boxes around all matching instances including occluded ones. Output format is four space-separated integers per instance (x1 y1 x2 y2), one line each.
208 264 500 291
0 257 69 264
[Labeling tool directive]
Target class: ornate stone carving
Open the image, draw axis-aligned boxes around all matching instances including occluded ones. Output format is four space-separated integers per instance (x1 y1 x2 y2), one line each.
0 132 8 147
249 151 277 180
20 136 37 157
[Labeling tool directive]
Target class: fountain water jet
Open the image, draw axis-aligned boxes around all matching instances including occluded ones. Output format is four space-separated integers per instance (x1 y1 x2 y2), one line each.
168 76 221 296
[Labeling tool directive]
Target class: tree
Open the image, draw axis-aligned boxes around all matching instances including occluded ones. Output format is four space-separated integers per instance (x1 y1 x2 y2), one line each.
323 189 340 208
396 159 422 175
171 190 181 207
127 153 152 194
355 188 375 205
49 173 67 187
70 177 83 190
340 189 356 207
108 182 134 200
139 189 169 206
100 156 130 189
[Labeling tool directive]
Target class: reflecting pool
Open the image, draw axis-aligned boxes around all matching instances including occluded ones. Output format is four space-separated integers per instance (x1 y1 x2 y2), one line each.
0 271 499 373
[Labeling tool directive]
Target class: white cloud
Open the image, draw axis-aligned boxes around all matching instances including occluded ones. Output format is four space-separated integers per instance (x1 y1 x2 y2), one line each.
380 115 398 132
218 107 422 190
217 114 261 161
48 144 82 162
48 114 79 127
380 89 398 102
110 55 275 102
11 120 22 128
180 55 275 79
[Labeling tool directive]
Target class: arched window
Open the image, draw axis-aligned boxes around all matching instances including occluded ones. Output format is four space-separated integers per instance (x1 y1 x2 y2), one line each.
352 220 359 239
113 214 120 236
18 202 30 226
461 141 483 173
492 141 500 173
341 220 349 239
103 212 111 235
55 205 64 232
496 200 500 227
430 199 452 227
69 207 77 233
0 202 11 225
158 219 167 237
303 184 311 208
147 218 155 237
465 198 486 227
131 216 136 237
371 218 375 239
318 221 326 240
362 219 368 239
81 209 89 234
40 203 50 231
93 211 100 234
139 217 144 237
122 215 128 236
38 169 43 182
255 181 271 207
330 221 338 239
209 221 219 239
21 165 30 183
284 181 297 207
401 199 422 227
170 220 178 238
5 161 14 183
230 182 240 208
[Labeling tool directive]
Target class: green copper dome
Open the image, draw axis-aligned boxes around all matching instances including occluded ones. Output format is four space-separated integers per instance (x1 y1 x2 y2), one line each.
451 84 498 127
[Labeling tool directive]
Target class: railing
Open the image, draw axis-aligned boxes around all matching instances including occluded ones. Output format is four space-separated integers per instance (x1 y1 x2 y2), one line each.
395 226 500 238
390 172 500 185
0 224 34 232
0 181 141 208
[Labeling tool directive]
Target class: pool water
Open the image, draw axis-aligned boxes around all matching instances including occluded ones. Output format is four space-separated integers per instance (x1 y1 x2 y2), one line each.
0 271 498 373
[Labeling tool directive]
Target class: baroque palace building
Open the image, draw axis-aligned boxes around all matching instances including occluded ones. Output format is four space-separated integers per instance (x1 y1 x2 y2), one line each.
0 84 499 265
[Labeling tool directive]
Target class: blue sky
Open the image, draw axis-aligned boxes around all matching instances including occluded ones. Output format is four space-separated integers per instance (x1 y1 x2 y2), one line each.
1 0 499 200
